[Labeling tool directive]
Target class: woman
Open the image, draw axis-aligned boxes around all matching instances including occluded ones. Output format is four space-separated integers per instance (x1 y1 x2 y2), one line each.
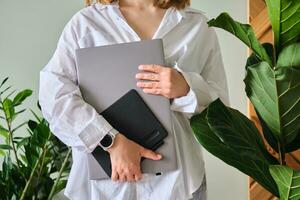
39 0 229 199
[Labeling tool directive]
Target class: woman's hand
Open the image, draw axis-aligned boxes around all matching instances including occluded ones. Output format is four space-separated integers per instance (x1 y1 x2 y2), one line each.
107 133 162 182
135 64 190 98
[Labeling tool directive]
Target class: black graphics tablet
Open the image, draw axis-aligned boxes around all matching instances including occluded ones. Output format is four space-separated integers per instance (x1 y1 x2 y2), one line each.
91 89 168 177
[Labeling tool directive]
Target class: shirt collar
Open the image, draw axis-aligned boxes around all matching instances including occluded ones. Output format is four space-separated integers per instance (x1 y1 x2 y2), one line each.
94 1 187 19
94 1 186 40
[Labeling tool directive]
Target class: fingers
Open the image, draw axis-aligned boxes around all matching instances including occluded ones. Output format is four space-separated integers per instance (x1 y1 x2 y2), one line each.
111 169 119 182
135 72 160 81
133 164 142 181
119 172 126 182
136 81 160 88
141 148 162 161
134 171 143 181
136 64 175 98
125 172 135 182
111 165 143 183
138 64 162 73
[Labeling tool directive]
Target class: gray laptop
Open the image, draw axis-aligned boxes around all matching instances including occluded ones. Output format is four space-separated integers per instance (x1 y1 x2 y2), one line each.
75 39 178 179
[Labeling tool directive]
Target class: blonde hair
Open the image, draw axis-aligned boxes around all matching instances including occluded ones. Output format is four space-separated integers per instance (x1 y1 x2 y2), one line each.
85 0 190 9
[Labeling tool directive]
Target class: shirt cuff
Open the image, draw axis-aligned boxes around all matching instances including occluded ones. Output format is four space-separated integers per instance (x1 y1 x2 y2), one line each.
170 64 199 114
78 114 115 153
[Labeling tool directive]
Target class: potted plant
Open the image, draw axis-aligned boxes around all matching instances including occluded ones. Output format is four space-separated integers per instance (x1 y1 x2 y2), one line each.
190 0 300 199
0 77 71 199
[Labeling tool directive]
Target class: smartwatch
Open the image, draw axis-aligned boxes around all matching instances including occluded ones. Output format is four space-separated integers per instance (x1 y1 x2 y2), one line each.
99 128 119 151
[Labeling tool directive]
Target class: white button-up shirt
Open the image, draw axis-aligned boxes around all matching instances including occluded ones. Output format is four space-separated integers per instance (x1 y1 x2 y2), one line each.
39 2 229 200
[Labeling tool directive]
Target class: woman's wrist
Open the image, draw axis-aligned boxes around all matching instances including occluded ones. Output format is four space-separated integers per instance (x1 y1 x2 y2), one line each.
107 133 123 154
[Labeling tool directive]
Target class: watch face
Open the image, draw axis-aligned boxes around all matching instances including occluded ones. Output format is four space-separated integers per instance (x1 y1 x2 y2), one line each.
100 134 113 148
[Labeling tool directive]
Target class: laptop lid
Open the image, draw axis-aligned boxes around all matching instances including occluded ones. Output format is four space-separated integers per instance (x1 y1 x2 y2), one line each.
75 39 177 179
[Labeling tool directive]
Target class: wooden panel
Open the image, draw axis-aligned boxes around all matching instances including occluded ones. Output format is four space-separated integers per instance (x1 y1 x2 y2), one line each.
248 0 300 199
249 0 266 22
251 7 271 40
287 150 300 169
249 180 276 200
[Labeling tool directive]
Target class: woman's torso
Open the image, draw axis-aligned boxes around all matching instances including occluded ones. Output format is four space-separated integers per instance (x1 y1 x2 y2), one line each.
64 2 209 200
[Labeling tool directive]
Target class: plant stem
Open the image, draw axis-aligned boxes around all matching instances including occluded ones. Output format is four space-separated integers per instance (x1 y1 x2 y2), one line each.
20 142 49 200
0 95 22 170
9 122 22 169
47 148 71 200
277 140 286 165
37 148 47 181
35 147 48 198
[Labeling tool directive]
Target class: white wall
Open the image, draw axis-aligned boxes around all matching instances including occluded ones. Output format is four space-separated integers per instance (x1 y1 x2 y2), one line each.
0 0 248 199
0 0 84 115
0 1 84 199
191 1 248 200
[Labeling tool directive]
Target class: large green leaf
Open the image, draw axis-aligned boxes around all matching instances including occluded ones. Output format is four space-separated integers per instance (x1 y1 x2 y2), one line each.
208 12 273 66
269 165 300 200
246 43 275 69
277 43 300 68
265 0 300 53
244 62 300 147
284 130 300 153
190 99 279 196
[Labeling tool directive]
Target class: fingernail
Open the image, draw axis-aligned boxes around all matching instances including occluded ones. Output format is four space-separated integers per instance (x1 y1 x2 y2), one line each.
138 65 143 69
157 154 162 159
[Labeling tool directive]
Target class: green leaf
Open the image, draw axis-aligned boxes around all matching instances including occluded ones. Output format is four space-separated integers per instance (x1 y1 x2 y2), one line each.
3 99 15 122
37 101 41 110
36 121 51 140
0 149 5 157
265 0 300 53
208 12 273 66
277 43 300 68
12 89 32 106
244 62 300 147
28 120 38 131
0 125 9 139
0 85 12 95
30 109 41 123
0 77 8 88
20 154 27 165
4 90 16 100
246 43 275 69
284 130 300 152
190 99 279 196
0 144 12 150
255 110 297 153
54 180 67 194
12 121 28 133
17 138 29 149
24 145 39 168
15 109 26 116
245 62 280 135
269 165 300 200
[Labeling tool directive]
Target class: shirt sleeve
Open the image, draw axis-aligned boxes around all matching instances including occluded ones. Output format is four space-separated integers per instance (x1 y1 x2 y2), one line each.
39 18 116 153
170 27 230 120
